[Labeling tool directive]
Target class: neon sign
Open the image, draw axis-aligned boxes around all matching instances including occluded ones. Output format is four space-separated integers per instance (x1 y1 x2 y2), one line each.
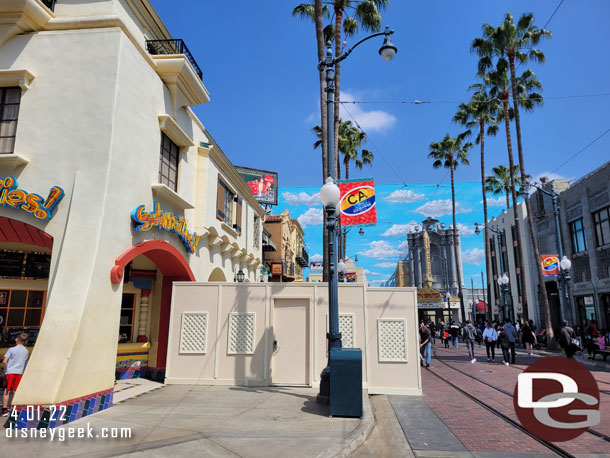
131 201 200 254
0 176 64 221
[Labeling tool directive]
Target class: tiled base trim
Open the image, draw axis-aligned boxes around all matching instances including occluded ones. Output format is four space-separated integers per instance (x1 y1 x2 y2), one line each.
4 387 114 429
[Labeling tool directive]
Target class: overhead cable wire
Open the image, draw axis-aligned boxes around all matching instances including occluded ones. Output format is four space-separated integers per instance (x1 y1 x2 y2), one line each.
550 126 610 174
339 93 610 106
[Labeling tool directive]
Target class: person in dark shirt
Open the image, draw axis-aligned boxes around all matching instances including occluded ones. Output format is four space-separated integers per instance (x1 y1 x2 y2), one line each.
419 324 431 368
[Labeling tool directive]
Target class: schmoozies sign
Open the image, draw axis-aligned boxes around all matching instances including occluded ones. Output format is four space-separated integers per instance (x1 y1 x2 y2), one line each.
0 176 64 221
131 201 201 253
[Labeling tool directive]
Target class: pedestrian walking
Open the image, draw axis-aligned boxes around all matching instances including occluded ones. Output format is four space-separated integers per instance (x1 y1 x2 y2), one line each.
419 324 431 368
2 333 29 416
462 320 477 363
503 319 517 364
443 329 450 348
498 326 510 365
428 321 437 345
482 322 498 363
521 322 536 355
560 320 578 359
449 322 460 348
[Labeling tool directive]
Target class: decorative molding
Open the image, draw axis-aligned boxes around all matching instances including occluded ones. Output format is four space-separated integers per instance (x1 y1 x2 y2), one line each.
151 183 194 209
378 319 407 363
179 312 208 354
158 114 194 148
589 191 609 212
0 153 29 166
0 69 35 91
228 312 255 354
152 56 210 108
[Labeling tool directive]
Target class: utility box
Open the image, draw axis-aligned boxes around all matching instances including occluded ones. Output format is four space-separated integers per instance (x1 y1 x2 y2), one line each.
330 348 363 417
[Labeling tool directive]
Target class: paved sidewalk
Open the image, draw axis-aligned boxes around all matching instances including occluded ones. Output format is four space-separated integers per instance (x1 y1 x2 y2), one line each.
0 385 373 458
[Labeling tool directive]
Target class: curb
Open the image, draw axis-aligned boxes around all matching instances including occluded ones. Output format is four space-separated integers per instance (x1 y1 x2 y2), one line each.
315 390 375 458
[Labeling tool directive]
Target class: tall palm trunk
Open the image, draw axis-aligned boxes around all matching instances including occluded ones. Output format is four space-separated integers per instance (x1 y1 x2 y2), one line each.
480 120 492 322
334 6 344 181
508 55 550 340
505 189 510 211
502 94 524 324
450 160 466 321
314 0 330 281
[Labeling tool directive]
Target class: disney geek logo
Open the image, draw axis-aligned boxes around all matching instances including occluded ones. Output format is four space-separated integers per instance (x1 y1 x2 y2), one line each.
513 357 600 442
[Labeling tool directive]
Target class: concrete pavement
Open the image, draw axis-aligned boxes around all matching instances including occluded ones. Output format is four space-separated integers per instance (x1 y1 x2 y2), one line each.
0 385 376 458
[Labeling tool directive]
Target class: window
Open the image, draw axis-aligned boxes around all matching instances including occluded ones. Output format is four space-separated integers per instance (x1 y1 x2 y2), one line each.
0 250 51 279
0 87 21 154
0 289 45 346
119 293 135 343
159 133 179 191
216 177 242 233
569 218 588 253
593 207 610 247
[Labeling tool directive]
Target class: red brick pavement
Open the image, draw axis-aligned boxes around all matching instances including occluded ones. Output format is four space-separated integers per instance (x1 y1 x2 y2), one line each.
425 343 610 454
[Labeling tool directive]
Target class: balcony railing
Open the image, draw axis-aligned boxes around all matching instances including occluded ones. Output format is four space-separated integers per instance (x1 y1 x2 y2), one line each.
145 39 203 80
296 248 309 267
41 0 56 11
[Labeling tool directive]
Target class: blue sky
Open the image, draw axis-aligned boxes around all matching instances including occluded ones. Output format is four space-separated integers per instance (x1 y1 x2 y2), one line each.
149 1 609 284
275 182 501 286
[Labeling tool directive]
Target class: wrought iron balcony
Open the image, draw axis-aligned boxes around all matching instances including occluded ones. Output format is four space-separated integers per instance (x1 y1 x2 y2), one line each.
296 248 309 267
145 39 203 80
41 0 56 11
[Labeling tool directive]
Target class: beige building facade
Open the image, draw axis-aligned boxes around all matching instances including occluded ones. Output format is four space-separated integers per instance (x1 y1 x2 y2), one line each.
0 0 265 428
264 209 308 282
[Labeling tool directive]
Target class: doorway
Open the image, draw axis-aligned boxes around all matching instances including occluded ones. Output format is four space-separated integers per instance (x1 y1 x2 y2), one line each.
270 298 309 386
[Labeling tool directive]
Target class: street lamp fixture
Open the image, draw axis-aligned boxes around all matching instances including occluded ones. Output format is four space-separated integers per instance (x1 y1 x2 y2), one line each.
338 258 347 282
378 27 398 61
236 268 245 283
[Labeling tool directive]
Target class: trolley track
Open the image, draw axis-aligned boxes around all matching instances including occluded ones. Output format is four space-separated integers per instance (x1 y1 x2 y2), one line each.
430 347 610 444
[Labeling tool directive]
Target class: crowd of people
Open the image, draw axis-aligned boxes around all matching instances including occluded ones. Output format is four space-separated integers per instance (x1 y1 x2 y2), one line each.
418 317 610 366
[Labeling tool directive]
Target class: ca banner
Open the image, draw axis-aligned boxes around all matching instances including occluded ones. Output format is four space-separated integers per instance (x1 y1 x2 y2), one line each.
338 178 377 227
540 254 559 276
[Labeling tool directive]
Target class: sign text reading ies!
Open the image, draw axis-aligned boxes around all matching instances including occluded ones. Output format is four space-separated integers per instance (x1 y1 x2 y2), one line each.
0 176 64 221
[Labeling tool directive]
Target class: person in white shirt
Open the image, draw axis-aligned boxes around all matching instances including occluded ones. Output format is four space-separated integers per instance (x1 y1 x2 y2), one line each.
2 333 29 416
482 322 498 363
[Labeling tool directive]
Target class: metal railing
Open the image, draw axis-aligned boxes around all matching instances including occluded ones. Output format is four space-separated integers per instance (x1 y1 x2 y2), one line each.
145 39 203 80
296 248 309 267
41 0 56 11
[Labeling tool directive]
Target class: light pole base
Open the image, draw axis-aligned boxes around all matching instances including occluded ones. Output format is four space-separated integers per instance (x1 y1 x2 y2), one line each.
317 366 330 404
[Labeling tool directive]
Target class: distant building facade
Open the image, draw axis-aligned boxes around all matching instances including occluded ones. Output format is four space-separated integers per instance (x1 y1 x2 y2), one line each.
263 209 307 282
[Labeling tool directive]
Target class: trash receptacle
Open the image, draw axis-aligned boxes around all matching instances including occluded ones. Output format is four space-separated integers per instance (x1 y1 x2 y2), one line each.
329 347 362 417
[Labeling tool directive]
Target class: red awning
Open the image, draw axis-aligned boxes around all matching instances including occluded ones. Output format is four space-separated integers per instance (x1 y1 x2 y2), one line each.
475 300 488 313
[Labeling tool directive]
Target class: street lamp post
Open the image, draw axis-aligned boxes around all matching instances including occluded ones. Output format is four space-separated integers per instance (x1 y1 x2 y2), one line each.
498 273 510 321
317 27 397 405
522 183 573 325
475 222 512 321
339 226 365 261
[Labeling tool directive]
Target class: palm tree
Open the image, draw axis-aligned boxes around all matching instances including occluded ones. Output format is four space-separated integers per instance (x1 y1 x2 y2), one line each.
485 165 531 211
293 1 331 280
453 84 498 322
338 120 374 179
473 12 554 341
313 120 374 179
428 133 472 321
294 1 388 179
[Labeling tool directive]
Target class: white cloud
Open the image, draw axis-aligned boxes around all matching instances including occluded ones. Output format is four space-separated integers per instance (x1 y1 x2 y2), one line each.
339 91 397 133
363 269 383 276
375 262 398 268
398 240 409 251
282 191 320 206
360 240 400 259
382 221 420 237
297 208 323 228
482 197 506 207
310 253 323 262
457 223 476 236
414 199 470 217
462 248 485 265
383 189 426 203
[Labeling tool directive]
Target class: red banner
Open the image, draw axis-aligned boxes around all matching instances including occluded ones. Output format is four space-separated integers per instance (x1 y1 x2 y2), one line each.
540 254 559 276
338 178 377 227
